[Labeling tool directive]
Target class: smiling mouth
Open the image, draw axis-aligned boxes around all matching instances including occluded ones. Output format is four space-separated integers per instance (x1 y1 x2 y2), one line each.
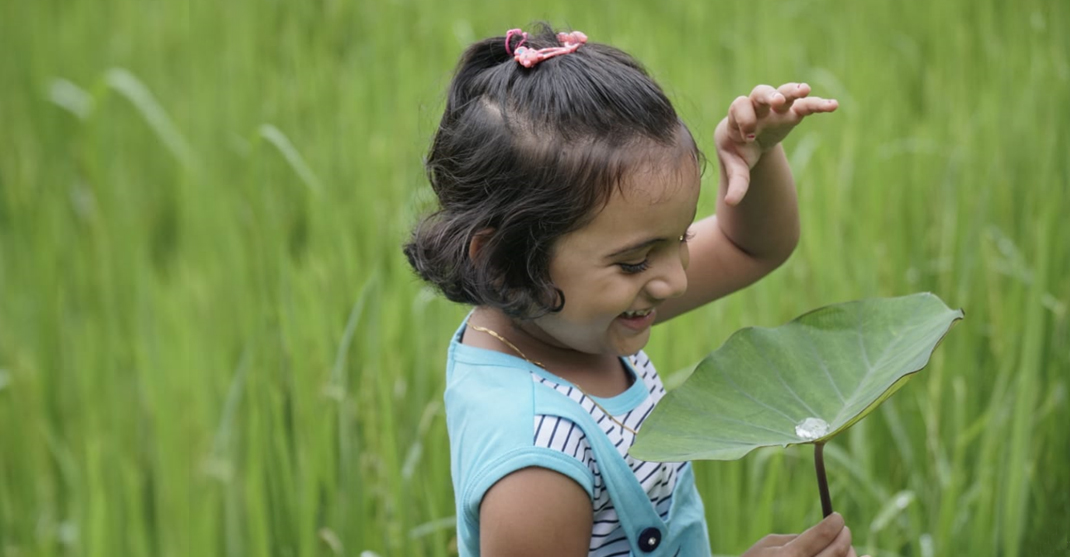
621 308 654 319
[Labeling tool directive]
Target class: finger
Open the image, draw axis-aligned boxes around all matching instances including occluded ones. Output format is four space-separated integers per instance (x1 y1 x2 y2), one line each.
749 84 782 119
814 526 852 557
725 97 742 143
791 96 839 117
753 533 797 548
785 512 845 555
775 82 810 113
721 153 751 206
764 534 797 546
729 95 758 142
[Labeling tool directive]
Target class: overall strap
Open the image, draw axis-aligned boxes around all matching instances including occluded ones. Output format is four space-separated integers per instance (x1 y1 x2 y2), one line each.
533 383 676 556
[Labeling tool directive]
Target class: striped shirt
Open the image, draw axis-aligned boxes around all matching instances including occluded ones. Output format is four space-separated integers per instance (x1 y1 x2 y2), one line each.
531 352 688 556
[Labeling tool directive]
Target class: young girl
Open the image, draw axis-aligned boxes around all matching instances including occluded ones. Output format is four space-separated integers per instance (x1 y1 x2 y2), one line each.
406 25 866 557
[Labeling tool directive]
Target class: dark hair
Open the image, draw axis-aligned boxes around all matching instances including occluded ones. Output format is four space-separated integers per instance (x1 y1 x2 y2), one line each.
404 24 701 319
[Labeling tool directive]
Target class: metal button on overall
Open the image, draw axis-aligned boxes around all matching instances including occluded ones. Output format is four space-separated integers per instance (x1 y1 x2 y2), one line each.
638 527 661 552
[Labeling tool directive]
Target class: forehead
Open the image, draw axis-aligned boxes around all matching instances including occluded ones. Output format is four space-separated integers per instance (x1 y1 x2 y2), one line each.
616 157 701 205
567 158 701 247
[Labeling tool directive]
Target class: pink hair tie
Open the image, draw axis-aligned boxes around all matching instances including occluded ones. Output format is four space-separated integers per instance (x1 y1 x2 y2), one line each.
505 28 528 55
507 29 588 68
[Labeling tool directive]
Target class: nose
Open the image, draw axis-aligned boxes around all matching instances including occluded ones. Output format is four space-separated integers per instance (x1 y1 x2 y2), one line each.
646 245 689 301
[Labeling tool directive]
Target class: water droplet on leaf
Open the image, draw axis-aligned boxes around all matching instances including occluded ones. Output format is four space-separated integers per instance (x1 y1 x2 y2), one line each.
795 417 829 440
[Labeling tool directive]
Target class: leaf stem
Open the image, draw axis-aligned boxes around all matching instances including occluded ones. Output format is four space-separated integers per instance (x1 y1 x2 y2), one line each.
815 442 833 518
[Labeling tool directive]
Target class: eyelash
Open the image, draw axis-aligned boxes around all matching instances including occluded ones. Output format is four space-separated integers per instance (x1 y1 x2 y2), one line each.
618 260 650 274
618 231 694 275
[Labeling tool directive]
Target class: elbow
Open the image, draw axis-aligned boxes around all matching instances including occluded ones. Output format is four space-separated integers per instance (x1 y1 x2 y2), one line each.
758 221 799 271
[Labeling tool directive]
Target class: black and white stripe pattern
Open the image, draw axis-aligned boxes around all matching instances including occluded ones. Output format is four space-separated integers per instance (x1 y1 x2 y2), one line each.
531 352 687 556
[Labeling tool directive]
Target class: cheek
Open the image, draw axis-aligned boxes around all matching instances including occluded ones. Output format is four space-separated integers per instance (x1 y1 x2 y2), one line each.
597 280 645 318
557 277 635 322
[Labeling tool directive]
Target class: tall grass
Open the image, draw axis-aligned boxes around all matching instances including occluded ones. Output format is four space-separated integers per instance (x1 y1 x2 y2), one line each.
0 0 1067 556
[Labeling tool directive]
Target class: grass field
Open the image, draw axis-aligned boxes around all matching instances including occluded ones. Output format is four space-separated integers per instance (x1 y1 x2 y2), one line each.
1 0 1068 556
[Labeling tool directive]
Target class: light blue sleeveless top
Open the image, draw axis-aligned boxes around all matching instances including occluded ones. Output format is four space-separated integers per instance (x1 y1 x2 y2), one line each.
445 317 711 556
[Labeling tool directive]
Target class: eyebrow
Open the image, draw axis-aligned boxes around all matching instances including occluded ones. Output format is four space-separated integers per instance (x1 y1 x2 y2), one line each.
605 238 663 259
605 207 699 259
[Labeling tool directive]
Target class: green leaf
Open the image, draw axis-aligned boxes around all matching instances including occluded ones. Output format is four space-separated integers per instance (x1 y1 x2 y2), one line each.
630 293 963 462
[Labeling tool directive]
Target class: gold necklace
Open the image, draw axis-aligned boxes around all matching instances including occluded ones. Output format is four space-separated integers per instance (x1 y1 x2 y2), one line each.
468 324 639 436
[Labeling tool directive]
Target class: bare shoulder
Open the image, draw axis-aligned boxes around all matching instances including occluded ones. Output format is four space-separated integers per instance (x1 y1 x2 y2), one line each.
480 467 593 557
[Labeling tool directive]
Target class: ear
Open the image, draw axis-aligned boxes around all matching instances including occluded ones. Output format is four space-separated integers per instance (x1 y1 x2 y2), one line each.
468 228 495 263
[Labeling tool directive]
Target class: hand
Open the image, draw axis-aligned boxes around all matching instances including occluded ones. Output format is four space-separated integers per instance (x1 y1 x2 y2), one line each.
715 82 838 205
739 513 870 557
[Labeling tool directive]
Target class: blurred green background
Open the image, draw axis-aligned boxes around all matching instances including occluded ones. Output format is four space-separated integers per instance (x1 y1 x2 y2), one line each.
1 0 1067 556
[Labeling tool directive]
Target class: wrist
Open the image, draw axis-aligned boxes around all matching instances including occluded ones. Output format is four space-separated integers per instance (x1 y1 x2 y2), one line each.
752 143 786 169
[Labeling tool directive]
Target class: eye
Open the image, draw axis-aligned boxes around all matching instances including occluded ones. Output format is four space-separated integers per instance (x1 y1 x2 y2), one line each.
680 230 696 243
618 259 650 274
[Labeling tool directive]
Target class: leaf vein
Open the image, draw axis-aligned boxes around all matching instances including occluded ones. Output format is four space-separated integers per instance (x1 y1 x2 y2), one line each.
754 335 821 417
720 369 798 425
800 325 846 405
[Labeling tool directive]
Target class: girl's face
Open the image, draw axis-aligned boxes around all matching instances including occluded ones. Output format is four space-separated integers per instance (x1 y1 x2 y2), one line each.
527 162 700 357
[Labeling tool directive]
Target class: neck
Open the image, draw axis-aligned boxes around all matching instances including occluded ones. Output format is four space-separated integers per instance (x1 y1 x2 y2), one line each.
469 307 628 394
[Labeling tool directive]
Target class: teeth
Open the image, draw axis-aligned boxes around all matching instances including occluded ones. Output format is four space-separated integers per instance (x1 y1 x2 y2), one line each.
622 308 653 318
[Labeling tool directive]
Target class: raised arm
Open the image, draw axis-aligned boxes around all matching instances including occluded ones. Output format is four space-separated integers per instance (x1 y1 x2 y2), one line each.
657 83 838 323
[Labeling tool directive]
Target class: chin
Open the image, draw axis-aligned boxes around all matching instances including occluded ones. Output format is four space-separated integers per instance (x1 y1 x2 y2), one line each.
613 331 651 356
